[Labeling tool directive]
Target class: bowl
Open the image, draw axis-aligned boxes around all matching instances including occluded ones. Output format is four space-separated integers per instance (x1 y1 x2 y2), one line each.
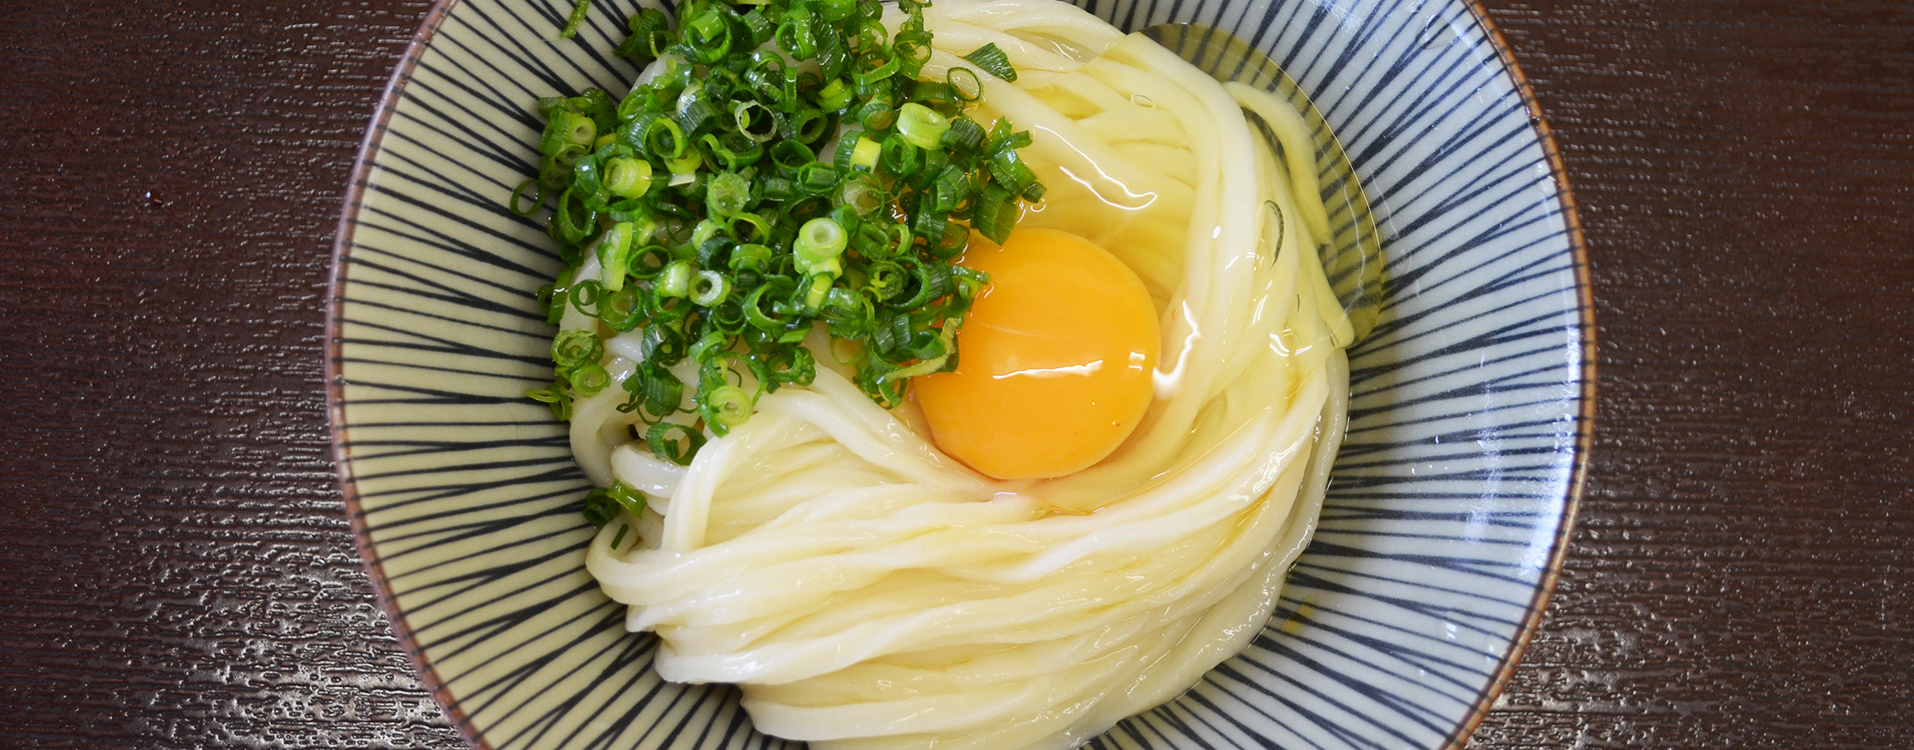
327 0 1592 747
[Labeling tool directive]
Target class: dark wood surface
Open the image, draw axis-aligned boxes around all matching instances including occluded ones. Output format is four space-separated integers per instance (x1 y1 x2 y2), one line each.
1 0 1908 747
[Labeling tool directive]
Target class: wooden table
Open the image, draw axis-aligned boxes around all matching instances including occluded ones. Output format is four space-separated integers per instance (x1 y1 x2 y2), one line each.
2 0 1908 746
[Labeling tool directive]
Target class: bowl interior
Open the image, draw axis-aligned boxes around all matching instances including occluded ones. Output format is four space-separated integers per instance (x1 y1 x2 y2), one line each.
328 0 1591 747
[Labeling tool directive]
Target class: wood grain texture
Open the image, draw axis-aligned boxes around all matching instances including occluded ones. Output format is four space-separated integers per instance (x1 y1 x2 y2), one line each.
1469 1 1914 747
0 0 1906 748
0 1 459 747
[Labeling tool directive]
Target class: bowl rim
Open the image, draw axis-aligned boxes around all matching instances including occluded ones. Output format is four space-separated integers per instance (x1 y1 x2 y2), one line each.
1434 2 1594 746
324 0 494 744
322 1 1595 748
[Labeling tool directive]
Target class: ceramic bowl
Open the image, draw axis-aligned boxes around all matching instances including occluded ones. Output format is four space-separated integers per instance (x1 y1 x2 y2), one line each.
328 0 1592 746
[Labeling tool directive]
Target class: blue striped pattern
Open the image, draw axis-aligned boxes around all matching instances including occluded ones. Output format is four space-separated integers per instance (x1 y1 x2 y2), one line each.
327 0 1590 747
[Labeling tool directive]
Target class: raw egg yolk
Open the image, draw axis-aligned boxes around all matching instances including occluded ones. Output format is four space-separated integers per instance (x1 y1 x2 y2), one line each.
915 228 1160 480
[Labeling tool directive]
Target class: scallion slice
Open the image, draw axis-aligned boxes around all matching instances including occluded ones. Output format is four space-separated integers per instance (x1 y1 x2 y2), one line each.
895 102 950 150
961 42 1018 82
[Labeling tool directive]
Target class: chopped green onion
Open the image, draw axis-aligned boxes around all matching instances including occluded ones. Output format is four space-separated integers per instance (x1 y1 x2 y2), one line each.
570 362 611 396
729 242 773 273
701 384 755 433
818 0 856 21
895 102 950 150
770 140 816 174
894 31 931 77
739 5 776 42
760 344 816 385
911 146 949 190
930 166 970 212
607 481 646 516
744 276 797 331
911 208 947 243
989 149 1037 192
856 99 896 131
582 487 618 527
795 217 848 277
597 221 637 291
733 100 779 142
848 136 881 172
689 218 725 250
818 78 855 111
525 0 1045 478
961 43 1018 82
543 110 596 156
646 422 706 465
665 147 703 175
603 157 653 199
555 190 597 246
940 117 985 152
951 264 991 299
884 222 913 259
690 270 731 306
899 256 953 309
857 49 898 80
706 171 753 217
795 161 840 195
696 234 733 268
525 379 573 421
641 318 687 362
883 321 961 379
814 21 850 79
509 179 543 216
801 273 833 311
552 329 603 371
728 211 771 244
946 67 982 102
559 0 592 40
917 79 958 104
981 115 1015 155
658 260 694 298
680 8 735 64
930 221 969 258
621 113 686 159
615 9 672 61
776 6 818 58
879 133 922 178
866 261 907 300
629 244 670 278
616 363 679 418
715 134 768 171
839 174 885 216
971 183 1018 244
600 285 647 331
651 292 693 324
567 280 605 317
782 107 829 143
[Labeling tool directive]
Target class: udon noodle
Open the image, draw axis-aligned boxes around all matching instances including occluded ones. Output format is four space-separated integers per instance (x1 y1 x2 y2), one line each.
572 1 1356 746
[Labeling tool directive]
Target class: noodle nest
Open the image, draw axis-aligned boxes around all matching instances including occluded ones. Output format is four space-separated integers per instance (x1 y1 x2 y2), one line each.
578 2 1358 746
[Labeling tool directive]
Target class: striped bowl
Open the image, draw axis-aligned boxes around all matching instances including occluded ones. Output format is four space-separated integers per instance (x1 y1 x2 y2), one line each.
327 0 1593 747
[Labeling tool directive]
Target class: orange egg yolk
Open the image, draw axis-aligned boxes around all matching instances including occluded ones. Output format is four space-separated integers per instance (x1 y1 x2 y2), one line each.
915 228 1160 480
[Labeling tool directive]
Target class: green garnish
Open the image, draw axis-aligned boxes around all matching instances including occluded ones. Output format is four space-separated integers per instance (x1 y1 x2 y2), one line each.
583 481 646 528
961 42 1017 82
559 0 593 39
520 0 1040 475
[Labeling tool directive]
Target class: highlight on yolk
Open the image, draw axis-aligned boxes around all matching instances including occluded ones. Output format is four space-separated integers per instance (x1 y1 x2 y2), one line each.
915 227 1160 480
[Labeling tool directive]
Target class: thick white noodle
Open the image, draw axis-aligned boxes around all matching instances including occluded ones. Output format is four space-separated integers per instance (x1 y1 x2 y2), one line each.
570 2 1358 746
